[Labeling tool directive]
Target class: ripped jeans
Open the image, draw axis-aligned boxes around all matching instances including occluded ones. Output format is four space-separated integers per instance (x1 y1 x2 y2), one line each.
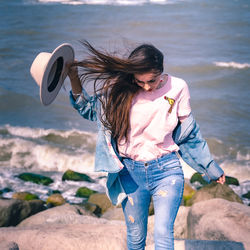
119 152 184 250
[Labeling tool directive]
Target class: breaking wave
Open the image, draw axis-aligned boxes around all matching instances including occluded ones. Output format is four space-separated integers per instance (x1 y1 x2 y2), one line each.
0 125 97 173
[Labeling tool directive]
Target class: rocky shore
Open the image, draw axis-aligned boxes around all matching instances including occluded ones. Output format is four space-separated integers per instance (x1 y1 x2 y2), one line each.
0 169 250 250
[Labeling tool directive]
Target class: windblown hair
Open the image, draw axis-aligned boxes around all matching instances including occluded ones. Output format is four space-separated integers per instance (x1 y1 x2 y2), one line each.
74 40 164 143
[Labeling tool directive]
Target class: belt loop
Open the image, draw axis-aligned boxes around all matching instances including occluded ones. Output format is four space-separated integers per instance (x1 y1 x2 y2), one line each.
131 160 135 170
157 157 162 169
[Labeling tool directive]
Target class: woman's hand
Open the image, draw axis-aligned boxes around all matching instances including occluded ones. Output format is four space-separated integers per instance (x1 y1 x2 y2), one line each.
67 61 79 81
216 173 226 184
66 61 82 96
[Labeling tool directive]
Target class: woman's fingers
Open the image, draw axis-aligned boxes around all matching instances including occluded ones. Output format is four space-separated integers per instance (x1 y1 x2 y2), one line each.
67 61 79 80
216 173 226 184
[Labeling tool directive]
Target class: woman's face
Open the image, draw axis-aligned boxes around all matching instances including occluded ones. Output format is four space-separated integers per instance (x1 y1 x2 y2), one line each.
134 72 162 92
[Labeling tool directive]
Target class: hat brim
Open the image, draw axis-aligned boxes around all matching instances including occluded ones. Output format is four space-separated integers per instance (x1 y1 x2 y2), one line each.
40 43 75 105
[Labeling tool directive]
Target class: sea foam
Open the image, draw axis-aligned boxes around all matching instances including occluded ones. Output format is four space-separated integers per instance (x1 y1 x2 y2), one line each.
37 0 176 5
214 61 250 69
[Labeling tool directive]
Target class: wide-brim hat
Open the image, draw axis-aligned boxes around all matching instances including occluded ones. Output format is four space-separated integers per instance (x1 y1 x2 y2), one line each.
30 43 75 106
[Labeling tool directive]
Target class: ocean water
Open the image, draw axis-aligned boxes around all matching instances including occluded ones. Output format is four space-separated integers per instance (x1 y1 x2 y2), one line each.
0 0 249 203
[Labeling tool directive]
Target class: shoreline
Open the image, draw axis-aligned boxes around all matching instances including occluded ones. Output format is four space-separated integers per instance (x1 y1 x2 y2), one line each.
1 167 250 206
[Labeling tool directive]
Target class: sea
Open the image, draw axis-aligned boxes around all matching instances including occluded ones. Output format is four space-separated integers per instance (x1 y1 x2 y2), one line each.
0 0 249 205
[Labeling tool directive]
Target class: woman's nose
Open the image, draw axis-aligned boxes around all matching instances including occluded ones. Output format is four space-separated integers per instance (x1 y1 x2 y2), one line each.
143 84 151 91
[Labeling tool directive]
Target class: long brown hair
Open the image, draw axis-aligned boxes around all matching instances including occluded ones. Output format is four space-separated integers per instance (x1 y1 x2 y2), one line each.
74 40 164 143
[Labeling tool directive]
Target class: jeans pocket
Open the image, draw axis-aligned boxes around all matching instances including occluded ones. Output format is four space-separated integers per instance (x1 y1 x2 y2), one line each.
159 158 182 171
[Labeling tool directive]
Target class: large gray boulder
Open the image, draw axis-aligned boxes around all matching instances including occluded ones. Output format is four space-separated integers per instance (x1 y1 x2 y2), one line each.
147 205 190 241
101 207 124 221
186 182 243 206
0 199 45 227
174 206 190 239
187 198 250 249
0 224 126 250
1 204 127 250
0 241 19 250
18 203 123 227
145 239 244 250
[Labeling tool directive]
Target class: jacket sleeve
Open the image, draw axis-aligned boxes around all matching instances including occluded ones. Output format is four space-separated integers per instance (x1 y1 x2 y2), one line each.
173 115 224 183
69 87 98 122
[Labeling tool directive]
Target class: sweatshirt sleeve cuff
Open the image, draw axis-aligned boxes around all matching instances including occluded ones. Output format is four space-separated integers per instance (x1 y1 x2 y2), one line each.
69 90 87 109
203 161 224 182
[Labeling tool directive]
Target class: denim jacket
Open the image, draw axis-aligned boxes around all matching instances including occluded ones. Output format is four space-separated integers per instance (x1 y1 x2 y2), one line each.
69 88 224 206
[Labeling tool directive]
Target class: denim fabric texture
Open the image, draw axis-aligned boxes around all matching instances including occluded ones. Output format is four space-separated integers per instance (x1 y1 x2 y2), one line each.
69 88 224 206
120 152 184 250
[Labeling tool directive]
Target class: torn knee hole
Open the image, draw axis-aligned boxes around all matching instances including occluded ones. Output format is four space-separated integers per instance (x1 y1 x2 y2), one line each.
128 196 134 206
128 215 135 223
157 190 168 197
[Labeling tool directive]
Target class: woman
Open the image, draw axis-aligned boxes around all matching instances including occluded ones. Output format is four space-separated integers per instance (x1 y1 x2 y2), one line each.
68 41 225 250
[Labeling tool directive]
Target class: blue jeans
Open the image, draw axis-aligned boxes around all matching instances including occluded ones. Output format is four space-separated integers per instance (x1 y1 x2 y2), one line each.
119 152 184 250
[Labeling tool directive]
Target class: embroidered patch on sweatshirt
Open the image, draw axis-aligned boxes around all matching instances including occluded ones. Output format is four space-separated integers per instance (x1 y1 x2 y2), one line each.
164 96 175 113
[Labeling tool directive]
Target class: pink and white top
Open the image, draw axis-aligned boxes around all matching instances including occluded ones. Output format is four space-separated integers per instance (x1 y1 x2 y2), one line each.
118 75 191 161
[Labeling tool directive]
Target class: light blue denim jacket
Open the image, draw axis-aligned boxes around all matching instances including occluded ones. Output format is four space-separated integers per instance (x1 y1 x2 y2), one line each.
69 88 224 206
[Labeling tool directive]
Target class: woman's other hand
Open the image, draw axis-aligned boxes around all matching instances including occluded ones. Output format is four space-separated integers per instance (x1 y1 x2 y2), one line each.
216 173 226 184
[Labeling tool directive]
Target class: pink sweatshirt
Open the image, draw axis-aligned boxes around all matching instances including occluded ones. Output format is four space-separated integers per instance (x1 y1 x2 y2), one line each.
118 75 191 161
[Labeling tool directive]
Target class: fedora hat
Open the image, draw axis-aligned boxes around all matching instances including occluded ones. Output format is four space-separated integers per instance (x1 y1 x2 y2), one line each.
30 43 75 105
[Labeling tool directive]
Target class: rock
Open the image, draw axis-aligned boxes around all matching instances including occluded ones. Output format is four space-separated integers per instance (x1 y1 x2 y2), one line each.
225 176 240 186
47 190 61 195
1 187 12 193
12 192 39 201
101 198 153 220
186 182 243 206
187 198 250 250
88 193 114 214
0 241 19 250
146 216 155 247
62 169 94 183
190 172 208 186
0 223 126 250
46 194 66 207
174 206 190 239
0 199 45 227
147 205 190 241
149 199 154 215
242 191 250 199
175 239 244 250
17 203 98 227
17 204 75 227
145 239 245 250
190 173 240 187
82 202 102 217
17 173 53 186
76 187 97 198
183 183 196 206
17 203 125 228
102 207 124 220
